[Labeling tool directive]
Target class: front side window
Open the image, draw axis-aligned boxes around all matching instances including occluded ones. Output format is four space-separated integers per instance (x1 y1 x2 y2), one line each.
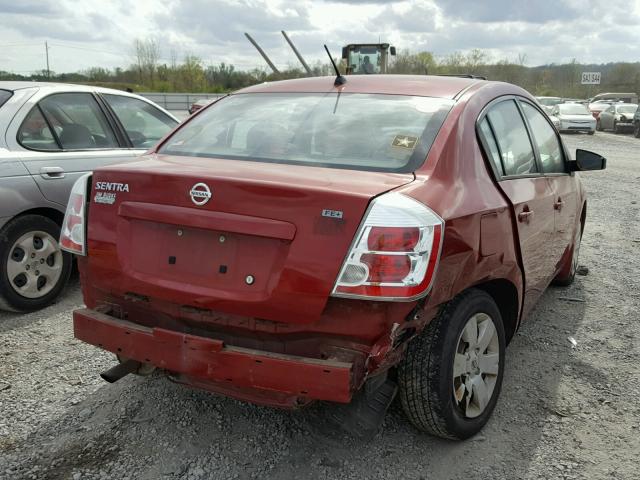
37 93 118 150
486 100 537 176
159 93 454 173
103 94 177 148
521 102 565 174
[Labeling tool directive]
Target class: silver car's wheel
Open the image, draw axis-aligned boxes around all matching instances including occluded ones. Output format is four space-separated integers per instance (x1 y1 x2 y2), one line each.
7 231 63 298
452 313 500 418
0 215 72 312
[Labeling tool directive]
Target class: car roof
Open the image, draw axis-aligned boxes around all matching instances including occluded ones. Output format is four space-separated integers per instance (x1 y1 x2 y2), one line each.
0 81 140 97
236 75 484 100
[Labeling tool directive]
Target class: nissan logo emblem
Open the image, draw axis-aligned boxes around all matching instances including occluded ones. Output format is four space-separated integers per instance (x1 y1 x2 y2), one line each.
190 183 212 206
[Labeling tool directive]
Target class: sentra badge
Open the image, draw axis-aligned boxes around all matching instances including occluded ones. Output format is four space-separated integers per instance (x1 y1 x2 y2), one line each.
95 182 129 192
190 183 212 206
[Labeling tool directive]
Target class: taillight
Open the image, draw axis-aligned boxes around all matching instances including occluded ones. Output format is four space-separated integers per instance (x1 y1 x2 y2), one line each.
60 174 91 256
332 192 444 300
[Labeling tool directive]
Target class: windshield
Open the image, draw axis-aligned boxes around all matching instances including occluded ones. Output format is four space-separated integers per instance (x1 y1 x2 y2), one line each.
0 89 12 109
617 105 637 114
538 97 562 106
559 104 590 115
159 93 454 173
347 47 382 74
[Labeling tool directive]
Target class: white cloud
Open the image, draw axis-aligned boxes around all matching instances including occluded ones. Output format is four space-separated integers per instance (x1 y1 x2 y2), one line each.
0 0 639 74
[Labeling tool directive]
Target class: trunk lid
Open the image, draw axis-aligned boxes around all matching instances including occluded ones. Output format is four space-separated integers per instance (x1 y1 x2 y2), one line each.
86 154 414 323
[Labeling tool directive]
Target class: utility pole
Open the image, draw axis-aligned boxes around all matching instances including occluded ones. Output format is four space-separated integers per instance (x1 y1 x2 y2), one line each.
45 41 50 79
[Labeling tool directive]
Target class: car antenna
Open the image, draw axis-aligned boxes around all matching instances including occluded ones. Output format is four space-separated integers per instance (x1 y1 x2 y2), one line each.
324 44 346 87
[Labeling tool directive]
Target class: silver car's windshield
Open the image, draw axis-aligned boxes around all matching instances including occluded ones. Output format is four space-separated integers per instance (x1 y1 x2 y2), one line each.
0 89 12 109
617 105 637 114
559 104 590 115
159 93 455 173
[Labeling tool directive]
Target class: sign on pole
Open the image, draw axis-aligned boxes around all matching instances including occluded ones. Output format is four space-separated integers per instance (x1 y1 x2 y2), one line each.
581 72 601 85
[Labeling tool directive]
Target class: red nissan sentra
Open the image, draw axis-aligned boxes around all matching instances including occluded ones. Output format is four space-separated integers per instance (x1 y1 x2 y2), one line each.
61 75 605 440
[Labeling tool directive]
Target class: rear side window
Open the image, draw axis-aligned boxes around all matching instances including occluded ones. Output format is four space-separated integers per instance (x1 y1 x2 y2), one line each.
18 107 60 151
159 93 455 173
38 93 118 150
520 102 565 174
103 94 177 148
478 118 504 176
486 100 537 176
0 89 12 109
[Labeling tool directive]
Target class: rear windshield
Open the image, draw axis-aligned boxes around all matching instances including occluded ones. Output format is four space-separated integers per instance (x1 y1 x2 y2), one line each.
159 93 454 172
559 104 590 115
0 89 12 109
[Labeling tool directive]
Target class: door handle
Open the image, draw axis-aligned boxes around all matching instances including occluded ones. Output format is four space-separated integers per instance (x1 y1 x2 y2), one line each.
554 198 564 211
518 208 533 223
39 166 66 179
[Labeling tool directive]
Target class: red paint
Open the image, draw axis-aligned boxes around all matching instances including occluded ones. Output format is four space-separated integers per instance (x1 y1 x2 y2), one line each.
73 75 588 408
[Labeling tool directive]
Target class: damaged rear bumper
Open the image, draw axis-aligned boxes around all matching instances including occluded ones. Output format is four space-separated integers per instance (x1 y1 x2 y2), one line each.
73 308 354 407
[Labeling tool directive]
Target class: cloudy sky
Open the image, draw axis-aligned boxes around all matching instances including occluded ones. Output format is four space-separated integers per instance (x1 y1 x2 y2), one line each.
1 0 639 74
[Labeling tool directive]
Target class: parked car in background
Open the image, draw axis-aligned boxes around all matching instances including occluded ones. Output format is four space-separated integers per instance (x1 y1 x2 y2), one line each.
536 96 563 114
62 75 605 440
634 106 640 138
550 103 596 134
596 103 638 133
590 92 638 104
588 101 613 119
0 82 178 312
188 98 215 114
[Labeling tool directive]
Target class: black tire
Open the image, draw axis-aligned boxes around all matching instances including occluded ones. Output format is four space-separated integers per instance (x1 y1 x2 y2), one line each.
634 122 640 138
553 223 582 287
596 119 602 131
0 215 72 312
398 289 505 440
588 130 595 135
613 120 620 134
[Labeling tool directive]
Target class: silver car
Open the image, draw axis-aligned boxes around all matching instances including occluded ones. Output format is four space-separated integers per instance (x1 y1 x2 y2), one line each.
596 103 639 133
0 82 178 311
549 103 596 134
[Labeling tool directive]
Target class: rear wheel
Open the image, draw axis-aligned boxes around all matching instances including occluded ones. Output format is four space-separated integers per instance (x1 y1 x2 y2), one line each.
398 289 505 440
0 215 72 312
553 223 582 286
613 120 620 134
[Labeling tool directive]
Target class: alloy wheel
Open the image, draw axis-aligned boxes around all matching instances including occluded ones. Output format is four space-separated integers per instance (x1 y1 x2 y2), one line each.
6 231 63 299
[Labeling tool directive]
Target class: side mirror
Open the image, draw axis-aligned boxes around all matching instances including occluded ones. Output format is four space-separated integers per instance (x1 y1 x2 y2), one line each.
390 46 397 56
569 149 606 171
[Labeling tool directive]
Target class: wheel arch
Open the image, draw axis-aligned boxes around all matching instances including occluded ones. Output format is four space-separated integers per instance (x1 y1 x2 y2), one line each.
473 279 520 345
5 207 65 229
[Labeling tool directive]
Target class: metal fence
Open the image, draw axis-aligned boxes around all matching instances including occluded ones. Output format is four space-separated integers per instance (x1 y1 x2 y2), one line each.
138 93 224 111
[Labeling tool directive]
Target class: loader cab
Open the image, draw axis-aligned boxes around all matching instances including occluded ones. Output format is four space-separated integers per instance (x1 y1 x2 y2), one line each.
342 43 396 75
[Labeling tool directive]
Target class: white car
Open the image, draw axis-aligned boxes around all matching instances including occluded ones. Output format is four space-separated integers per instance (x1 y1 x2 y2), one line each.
549 103 596 134
0 82 178 311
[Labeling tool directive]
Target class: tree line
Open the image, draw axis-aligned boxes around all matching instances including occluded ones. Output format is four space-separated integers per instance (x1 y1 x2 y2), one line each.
1 39 638 99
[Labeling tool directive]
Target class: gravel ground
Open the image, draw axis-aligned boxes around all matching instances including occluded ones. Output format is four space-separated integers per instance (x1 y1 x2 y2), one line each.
1 131 639 480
